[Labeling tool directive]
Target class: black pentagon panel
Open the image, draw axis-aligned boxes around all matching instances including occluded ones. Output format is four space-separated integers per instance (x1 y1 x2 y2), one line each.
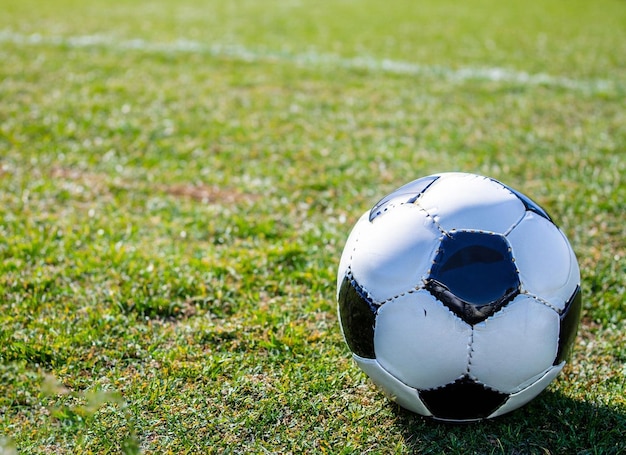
426 280 518 326
491 178 553 223
369 175 439 221
419 377 509 421
427 231 520 324
555 286 582 364
337 275 378 359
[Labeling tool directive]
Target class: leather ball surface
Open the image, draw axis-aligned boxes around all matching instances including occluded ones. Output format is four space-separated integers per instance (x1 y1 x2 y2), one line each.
337 172 581 422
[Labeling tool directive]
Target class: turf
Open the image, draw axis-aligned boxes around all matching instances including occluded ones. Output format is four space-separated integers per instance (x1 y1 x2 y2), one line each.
0 0 624 453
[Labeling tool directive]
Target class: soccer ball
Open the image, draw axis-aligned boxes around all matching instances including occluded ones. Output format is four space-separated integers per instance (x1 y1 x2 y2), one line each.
337 172 581 422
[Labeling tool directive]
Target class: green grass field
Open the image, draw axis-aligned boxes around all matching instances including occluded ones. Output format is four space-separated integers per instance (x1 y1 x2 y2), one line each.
1 0 624 453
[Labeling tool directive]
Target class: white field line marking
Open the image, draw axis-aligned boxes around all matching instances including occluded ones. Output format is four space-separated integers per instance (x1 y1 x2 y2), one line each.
0 30 619 94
